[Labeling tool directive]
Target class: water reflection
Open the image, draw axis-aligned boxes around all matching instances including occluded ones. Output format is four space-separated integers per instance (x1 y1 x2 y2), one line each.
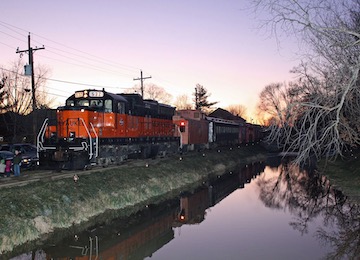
176 162 264 226
258 157 360 259
5 158 360 259
6 162 263 260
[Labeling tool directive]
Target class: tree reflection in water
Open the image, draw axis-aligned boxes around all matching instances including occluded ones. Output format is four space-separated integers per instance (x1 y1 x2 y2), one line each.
257 157 360 259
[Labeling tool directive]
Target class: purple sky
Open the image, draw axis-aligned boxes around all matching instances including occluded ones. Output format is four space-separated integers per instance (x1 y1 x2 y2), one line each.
0 0 300 121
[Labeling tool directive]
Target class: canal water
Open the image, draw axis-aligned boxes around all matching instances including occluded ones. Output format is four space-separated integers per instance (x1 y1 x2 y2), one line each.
6 157 360 260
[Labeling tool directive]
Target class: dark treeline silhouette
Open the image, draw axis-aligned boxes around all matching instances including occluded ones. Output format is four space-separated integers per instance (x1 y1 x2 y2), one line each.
0 109 56 143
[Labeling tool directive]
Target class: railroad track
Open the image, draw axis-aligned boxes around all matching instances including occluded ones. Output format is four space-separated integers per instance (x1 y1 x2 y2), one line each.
0 166 114 188
0 158 162 189
1 170 74 188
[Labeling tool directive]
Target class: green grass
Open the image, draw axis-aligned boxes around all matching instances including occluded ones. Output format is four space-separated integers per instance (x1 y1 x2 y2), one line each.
319 153 360 203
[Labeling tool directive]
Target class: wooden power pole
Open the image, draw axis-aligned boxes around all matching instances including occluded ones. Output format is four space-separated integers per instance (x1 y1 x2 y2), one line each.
16 33 45 142
133 70 151 97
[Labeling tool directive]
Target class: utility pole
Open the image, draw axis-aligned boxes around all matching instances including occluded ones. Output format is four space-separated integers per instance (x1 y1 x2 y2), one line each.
195 87 199 109
133 70 151 97
16 33 45 143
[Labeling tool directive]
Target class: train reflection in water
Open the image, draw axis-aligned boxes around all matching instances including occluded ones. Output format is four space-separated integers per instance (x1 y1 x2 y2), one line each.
177 162 264 225
9 162 264 260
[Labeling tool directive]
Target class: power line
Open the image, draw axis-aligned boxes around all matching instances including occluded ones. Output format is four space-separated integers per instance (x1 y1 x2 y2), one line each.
0 67 132 91
0 20 188 98
0 30 26 43
0 20 28 34
0 41 15 49
46 77 131 90
35 88 69 99
37 52 135 78
32 32 140 72
0 20 140 77
28 31 141 76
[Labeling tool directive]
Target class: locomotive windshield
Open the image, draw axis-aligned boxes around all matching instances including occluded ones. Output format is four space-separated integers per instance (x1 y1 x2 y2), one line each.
65 98 113 112
65 99 91 107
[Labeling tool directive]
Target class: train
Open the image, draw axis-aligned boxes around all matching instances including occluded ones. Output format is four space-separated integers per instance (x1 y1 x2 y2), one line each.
36 88 263 170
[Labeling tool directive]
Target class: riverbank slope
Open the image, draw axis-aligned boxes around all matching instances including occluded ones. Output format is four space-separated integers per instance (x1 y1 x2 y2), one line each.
0 145 267 254
319 152 360 203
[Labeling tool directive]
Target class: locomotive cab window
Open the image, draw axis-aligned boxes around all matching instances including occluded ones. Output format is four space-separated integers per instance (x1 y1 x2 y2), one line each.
77 99 90 107
90 99 103 108
117 102 125 114
66 100 75 106
105 99 113 112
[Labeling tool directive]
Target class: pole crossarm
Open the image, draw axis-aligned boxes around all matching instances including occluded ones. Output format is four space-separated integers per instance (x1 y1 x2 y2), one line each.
133 70 151 97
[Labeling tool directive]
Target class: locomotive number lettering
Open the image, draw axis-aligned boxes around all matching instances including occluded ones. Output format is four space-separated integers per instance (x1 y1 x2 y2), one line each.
89 91 104 97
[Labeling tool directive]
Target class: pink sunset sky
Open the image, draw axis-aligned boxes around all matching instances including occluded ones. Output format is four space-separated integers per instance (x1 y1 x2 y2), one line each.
0 0 300 121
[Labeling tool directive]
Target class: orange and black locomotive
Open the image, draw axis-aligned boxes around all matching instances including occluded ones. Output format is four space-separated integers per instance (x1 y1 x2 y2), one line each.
37 89 179 170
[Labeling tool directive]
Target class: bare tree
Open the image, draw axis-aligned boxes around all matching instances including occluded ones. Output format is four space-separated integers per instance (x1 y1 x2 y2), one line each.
257 83 286 125
0 60 32 115
0 77 8 113
0 60 53 113
252 0 360 163
126 83 173 104
174 94 193 110
34 64 55 109
0 60 53 142
226 104 248 119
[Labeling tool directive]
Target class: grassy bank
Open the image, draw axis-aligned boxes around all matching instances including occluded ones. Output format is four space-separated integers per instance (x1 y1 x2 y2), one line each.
0 145 267 254
319 153 360 203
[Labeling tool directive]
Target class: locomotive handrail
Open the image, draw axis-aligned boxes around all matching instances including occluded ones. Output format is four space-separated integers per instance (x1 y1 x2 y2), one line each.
79 118 94 160
90 122 99 158
36 118 49 158
177 125 183 150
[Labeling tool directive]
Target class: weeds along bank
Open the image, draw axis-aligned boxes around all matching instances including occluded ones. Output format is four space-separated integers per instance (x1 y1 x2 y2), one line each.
319 153 360 204
0 145 267 254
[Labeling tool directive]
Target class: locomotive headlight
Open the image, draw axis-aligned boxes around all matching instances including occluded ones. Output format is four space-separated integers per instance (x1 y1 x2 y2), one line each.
81 109 85 112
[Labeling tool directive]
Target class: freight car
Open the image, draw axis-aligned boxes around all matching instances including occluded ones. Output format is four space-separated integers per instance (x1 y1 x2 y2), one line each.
37 89 179 170
173 109 263 152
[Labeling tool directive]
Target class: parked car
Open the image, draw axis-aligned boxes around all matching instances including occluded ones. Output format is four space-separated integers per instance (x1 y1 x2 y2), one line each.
0 143 39 170
0 151 13 174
